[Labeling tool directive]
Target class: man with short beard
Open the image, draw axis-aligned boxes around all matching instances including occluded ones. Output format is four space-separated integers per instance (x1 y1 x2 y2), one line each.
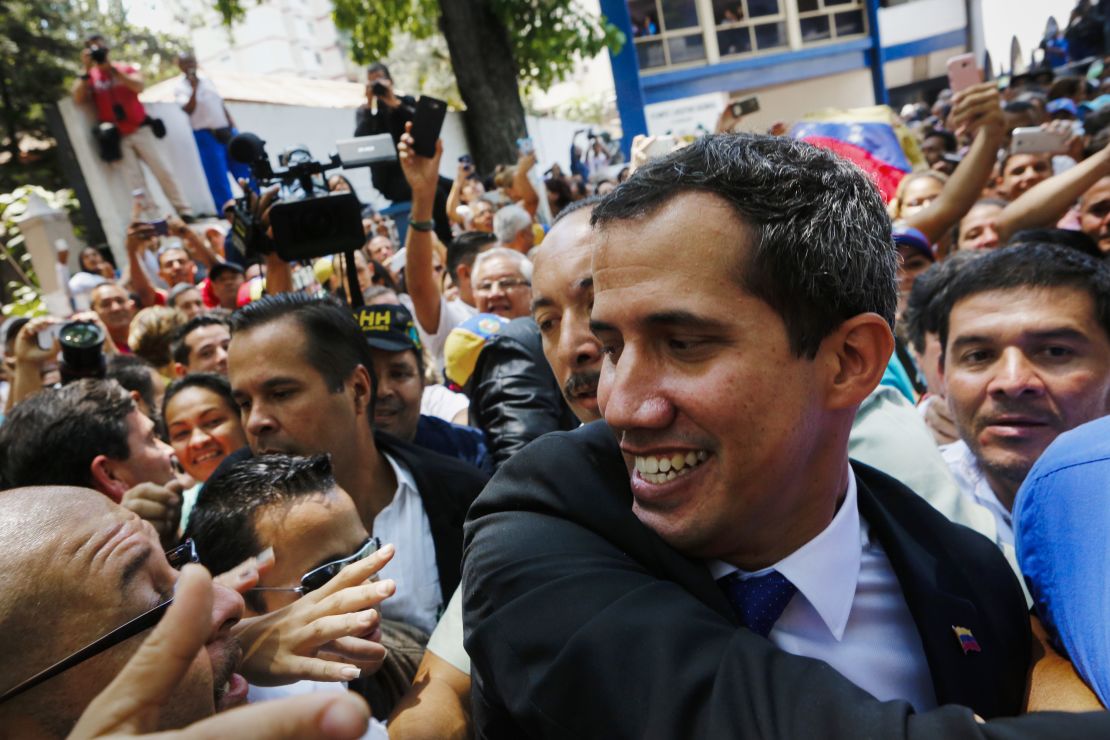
938 244 1110 546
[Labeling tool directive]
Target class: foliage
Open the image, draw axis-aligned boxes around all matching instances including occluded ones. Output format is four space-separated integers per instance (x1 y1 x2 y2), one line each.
0 0 186 192
218 0 624 94
381 33 463 109
0 185 79 315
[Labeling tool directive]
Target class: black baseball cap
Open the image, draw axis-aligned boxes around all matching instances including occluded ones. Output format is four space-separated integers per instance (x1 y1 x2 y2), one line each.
355 303 422 353
208 262 245 280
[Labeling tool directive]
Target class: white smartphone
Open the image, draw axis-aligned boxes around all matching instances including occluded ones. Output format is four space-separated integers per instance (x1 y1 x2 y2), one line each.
1011 127 1069 155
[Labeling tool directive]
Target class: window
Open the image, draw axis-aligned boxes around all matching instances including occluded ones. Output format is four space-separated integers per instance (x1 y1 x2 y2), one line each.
712 0 788 59
797 0 867 46
631 0 707 69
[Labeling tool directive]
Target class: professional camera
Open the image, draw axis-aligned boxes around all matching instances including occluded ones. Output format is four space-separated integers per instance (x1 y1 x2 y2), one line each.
89 45 109 64
58 320 107 384
227 132 394 262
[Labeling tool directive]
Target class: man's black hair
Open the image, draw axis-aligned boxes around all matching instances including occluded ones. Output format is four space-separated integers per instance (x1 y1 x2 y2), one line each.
901 251 983 354
229 293 378 413
162 372 238 423
446 231 497 282
591 133 897 358
1009 227 1102 259
185 454 337 612
1084 106 1110 139
922 128 958 153
106 354 157 415
937 244 1110 354
553 194 604 225
367 62 392 81
171 314 230 367
0 379 133 489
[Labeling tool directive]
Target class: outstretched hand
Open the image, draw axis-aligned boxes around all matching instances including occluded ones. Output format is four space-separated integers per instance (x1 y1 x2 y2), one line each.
67 564 372 740
397 122 443 202
234 543 397 686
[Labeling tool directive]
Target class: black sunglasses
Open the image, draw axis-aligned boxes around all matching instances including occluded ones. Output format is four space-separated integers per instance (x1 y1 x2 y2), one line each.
250 536 380 597
0 539 199 704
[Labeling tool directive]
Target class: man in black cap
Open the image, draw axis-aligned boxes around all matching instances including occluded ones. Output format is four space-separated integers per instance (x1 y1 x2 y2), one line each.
358 303 490 474
208 261 245 311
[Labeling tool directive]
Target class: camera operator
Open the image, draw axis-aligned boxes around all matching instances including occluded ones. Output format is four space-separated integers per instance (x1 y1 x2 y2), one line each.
354 63 452 242
73 34 195 222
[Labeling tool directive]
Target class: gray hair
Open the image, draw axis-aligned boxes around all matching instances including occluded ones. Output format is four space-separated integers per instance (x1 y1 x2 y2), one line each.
493 204 533 244
591 133 897 358
472 246 533 283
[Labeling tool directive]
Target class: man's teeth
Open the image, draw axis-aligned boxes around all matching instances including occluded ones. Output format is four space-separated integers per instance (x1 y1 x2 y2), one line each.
634 451 708 483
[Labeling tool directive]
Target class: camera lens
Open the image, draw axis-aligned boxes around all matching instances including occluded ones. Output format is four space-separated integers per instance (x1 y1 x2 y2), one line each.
58 321 106 383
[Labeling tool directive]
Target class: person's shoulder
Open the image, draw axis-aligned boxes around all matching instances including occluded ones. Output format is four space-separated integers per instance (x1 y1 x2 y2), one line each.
377 430 488 487
1026 416 1110 481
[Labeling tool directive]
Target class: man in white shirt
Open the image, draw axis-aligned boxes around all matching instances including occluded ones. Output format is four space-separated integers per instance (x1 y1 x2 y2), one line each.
225 293 487 711
174 52 249 213
937 243 1110 547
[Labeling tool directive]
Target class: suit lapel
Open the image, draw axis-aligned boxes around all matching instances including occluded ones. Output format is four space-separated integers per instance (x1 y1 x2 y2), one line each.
855 471 1000 715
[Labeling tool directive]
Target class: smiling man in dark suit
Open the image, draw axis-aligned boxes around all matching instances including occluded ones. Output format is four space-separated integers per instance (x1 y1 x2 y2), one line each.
462 134 1109 737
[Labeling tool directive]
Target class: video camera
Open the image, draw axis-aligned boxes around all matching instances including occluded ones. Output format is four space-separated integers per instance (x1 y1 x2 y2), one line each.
227 132 396 263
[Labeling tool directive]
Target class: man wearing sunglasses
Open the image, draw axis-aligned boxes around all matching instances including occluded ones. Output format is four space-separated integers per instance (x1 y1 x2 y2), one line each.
0 485 246 734
187 453 396 731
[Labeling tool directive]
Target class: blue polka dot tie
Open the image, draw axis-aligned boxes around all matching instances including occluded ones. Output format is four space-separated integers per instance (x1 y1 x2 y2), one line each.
717 570 797 637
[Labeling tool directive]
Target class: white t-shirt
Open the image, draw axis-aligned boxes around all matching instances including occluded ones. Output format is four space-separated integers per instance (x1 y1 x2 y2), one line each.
173 75 230 131
420 384 469 423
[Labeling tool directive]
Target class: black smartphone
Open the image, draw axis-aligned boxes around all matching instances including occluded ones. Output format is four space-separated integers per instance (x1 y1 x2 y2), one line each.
411 95 448 158
147 219 170 236
730 95 760 118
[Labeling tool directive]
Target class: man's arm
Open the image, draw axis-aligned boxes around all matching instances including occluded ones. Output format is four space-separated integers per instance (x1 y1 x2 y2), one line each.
107 63 144 94
1026 616 1103 712
512 151 540 217
996 140 1110 244
397 122 444 334
387 651 470 740
463 428 1110 738
125 222 160 308
180 76 199 115
903 82 1004 242
169 217 220 270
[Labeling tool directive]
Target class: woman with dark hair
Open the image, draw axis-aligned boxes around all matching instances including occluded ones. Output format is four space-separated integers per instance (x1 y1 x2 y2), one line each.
162 373 247 528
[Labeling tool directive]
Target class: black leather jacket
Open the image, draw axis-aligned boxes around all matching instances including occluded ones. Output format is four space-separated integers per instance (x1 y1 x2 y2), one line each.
466 317 579 470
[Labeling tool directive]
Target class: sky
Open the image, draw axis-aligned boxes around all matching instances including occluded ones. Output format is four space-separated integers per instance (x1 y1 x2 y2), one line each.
980 0 1080 73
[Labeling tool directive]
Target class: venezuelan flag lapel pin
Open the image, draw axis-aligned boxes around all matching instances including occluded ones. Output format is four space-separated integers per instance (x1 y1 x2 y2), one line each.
952 625 981 655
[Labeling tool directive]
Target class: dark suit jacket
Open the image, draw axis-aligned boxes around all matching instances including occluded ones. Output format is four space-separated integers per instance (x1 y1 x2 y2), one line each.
375 431 487 603
462 422 1110 738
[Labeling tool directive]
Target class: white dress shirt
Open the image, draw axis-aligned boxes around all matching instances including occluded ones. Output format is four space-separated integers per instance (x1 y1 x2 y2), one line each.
172 75 230 130
371 451 443 636
709 472 938 711
941 440 1014 547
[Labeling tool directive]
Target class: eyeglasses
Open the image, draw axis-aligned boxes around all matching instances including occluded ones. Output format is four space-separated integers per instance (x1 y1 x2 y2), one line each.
475 277 530 294
0 539 199 704
250 537 380 597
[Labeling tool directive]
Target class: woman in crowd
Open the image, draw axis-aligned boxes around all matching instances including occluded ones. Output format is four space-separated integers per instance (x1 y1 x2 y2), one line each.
162 373 248 529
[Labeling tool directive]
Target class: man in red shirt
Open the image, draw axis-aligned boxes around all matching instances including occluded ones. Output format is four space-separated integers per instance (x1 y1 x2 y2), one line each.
73 34 194 221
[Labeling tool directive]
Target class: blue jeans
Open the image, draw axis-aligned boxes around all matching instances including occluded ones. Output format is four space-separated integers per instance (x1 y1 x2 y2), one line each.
193 127 250 213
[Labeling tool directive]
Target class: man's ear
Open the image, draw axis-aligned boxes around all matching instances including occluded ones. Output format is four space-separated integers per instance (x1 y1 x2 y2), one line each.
173 362 187 378
350 364 374 418
90 455 127 503
821 313 896 411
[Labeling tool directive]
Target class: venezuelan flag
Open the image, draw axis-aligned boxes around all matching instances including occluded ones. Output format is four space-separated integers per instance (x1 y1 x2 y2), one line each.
791 106 925 203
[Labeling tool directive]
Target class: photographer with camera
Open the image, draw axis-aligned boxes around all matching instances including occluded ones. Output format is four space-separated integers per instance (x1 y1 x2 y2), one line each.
73 34 195 222
354 63 452 243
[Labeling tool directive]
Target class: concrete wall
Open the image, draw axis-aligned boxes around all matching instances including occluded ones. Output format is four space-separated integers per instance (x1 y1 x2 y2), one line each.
60 96 589 260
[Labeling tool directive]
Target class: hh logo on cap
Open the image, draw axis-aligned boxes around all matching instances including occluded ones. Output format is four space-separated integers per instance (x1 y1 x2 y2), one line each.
359 311 392 331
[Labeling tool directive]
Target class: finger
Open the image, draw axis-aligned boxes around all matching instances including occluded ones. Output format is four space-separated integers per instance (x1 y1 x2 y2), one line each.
319 635 387 666
214 547 276 592
309 580 393 624
122 499 174 521
280 655 363 683
169 691 370 740
258 184 281 212
295 608 382 650
67 565 213 738
124 484 180 506
311 543 394 599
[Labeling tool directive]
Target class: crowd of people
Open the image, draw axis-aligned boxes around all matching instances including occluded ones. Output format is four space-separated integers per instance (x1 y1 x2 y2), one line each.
8 7 1110 738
